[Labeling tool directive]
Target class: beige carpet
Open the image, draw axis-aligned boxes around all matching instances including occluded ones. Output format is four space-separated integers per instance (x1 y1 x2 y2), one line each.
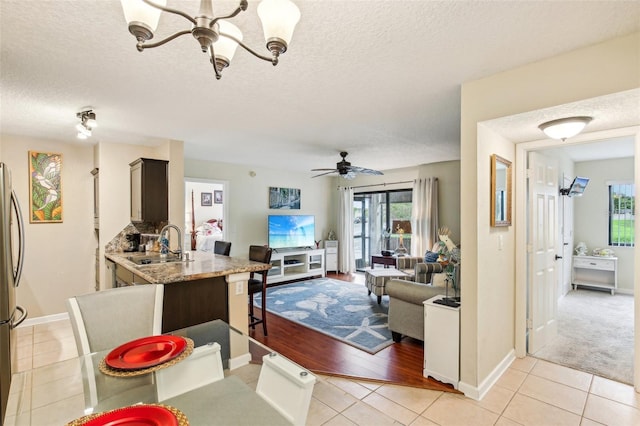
532 289 634 385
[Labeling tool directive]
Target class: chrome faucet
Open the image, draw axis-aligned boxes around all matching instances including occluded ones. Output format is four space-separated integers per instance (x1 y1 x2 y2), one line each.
159 223 183 258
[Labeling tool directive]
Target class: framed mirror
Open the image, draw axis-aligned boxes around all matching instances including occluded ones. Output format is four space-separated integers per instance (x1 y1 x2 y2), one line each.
491 154 512 227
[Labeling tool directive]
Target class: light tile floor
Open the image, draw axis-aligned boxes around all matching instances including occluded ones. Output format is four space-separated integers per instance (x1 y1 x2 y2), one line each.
12 320 640 426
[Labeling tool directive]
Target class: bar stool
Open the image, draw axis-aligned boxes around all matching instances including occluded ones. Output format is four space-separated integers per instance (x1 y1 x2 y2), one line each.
213 240 232 255
248 245 273 335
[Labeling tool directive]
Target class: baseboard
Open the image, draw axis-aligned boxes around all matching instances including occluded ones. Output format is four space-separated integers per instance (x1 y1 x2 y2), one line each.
229 352 252 370
458 349 516 401
17 312 69 328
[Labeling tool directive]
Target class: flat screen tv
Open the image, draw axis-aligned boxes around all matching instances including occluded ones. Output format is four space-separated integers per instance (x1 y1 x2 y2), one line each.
561 176 590 197
268 215 315 249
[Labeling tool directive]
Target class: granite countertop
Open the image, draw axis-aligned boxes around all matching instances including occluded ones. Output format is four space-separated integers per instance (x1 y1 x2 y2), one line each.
105 250 271 284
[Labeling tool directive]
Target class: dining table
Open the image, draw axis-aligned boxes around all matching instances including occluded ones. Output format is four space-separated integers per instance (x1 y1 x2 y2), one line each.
4 320 302 425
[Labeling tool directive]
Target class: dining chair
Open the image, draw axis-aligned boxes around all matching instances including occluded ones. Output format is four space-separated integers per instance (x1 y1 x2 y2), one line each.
213 240 232 256
66 284 164 355
248 245 273 336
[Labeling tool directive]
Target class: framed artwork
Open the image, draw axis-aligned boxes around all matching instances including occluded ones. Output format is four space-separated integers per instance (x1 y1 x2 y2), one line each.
28 151 63 223
201 192 212 206
214 190 223 204
269 187 300 209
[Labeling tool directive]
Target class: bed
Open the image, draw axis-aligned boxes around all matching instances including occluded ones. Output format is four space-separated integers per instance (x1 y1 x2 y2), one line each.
195 219 224 252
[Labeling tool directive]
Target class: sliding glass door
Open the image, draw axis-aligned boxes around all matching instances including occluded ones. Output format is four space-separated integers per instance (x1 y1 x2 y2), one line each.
353 189 412 270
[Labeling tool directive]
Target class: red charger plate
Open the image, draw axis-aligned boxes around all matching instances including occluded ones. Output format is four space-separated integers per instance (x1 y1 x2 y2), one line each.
105 335 187 370
82 405 178 426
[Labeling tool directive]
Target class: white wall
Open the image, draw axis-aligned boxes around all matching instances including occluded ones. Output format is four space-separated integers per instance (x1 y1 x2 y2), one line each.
1 134 94 317
461 32 640 395
184 159 335 258
574 157 635 292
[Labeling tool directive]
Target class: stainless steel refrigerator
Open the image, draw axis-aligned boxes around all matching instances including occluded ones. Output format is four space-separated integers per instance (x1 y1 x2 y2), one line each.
0 162 27 424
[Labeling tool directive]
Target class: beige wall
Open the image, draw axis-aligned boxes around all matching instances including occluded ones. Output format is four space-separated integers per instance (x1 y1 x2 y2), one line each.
1 134 94 317
184 159 335 258
461 32 640 395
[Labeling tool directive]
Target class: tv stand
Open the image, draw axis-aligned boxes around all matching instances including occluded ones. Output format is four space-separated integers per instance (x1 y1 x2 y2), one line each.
267 248 325 284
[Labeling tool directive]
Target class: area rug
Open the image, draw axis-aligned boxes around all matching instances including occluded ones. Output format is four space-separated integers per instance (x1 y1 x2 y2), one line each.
254 278 393 354
531 289 634 384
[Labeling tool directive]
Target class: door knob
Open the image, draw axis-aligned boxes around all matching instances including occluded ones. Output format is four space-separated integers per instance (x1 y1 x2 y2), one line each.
555 255 563 260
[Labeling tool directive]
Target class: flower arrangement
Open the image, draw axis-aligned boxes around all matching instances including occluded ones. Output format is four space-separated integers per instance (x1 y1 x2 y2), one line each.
437 226 460 293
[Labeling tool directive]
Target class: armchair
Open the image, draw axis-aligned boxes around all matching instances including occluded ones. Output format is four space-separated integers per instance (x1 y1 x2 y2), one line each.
386 262 445 342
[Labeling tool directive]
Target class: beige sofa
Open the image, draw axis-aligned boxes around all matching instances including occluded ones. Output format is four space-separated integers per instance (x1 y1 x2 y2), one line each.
386 262 445 342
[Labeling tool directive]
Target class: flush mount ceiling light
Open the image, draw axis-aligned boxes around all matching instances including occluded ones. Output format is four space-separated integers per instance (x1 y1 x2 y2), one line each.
120 0 301 80
76 110 97 140
538 116 593 141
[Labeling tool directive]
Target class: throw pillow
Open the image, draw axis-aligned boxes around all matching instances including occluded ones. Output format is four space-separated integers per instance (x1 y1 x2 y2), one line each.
424 250 439 262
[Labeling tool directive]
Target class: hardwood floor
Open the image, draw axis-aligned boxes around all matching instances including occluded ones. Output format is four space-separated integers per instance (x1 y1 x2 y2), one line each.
248 272 458 393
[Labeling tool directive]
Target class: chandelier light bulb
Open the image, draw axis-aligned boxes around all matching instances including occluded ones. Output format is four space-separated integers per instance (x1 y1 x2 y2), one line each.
538 116 593 141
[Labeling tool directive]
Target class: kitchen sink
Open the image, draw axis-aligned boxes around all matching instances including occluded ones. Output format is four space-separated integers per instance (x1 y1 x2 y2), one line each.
126 254 183 265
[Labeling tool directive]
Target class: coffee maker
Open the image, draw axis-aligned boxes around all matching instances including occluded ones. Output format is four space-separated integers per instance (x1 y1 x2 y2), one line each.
124 233 141 252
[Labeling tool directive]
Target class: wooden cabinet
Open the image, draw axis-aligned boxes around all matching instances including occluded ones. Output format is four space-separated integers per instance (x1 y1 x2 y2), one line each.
424 295 460 389
572 255 618 295
325 240 338 273
130 158 168 223
267 249 325 284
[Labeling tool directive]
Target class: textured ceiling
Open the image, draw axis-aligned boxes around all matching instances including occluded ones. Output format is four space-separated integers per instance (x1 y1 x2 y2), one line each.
1 1 639 174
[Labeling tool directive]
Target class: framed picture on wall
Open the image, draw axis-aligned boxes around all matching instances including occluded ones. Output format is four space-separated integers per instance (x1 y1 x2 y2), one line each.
214 190 223 204
269 187 300 209
201 192 212 206
28 151 63 223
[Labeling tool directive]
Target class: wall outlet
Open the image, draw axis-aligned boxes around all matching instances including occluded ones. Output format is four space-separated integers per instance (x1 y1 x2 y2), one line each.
235 282 243 295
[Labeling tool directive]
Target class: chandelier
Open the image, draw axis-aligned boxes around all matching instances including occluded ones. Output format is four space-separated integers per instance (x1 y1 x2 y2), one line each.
120 0 301 79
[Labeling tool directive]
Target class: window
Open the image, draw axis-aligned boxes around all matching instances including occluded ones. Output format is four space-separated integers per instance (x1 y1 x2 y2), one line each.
608 182 635 247
353 189 412 270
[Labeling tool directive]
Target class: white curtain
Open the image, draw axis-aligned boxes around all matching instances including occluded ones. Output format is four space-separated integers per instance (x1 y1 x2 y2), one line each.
411 178 439 256
338 186 355 273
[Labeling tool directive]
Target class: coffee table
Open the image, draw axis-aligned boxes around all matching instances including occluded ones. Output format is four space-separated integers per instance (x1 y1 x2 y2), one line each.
365 267 410 304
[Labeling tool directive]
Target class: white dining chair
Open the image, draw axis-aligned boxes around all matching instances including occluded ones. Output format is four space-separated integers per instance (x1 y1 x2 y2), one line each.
66 284 164 355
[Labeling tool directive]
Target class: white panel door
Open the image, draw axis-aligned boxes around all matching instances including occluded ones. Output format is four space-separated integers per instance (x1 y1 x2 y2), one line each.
528 151 560 354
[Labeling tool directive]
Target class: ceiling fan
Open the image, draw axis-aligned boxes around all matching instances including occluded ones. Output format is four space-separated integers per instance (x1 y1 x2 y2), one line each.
311 151 383 179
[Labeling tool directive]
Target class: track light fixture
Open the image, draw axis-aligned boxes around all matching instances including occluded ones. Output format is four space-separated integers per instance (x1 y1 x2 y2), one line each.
76 110 97 140
120 0 301 80
538 116 592 141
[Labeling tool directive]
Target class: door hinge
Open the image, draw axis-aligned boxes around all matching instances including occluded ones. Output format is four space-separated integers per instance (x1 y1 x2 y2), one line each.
527 319 533 329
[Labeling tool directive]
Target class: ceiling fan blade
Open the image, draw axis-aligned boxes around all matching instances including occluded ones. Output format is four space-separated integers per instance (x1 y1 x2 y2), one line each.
349 166 383 175
312 170 337 178
311 168 338 172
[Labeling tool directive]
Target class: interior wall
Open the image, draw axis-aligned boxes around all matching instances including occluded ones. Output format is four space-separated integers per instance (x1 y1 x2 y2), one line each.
184 158 334 259
460 32 640 395
0 133 94 317
574 157 635 292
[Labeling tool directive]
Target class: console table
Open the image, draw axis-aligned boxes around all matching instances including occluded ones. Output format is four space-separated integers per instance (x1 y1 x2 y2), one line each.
267 248 325 284
572 255 618 295
371 254 397 268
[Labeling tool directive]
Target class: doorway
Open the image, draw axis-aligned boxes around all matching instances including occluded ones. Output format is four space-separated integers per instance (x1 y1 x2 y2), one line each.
517 133 638 387
184 178 229 252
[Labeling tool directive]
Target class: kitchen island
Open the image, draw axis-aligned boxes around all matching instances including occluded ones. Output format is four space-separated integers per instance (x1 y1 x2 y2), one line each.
105 250 270 334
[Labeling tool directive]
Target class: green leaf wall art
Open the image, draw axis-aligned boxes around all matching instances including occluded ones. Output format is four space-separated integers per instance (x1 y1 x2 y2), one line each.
29 151 63 223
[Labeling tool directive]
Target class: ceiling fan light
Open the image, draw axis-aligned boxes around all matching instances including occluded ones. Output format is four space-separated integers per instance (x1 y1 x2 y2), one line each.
77 132 88 140
257 0 301 47
120 0 166 33
538 116 592 141
214 21 243 63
